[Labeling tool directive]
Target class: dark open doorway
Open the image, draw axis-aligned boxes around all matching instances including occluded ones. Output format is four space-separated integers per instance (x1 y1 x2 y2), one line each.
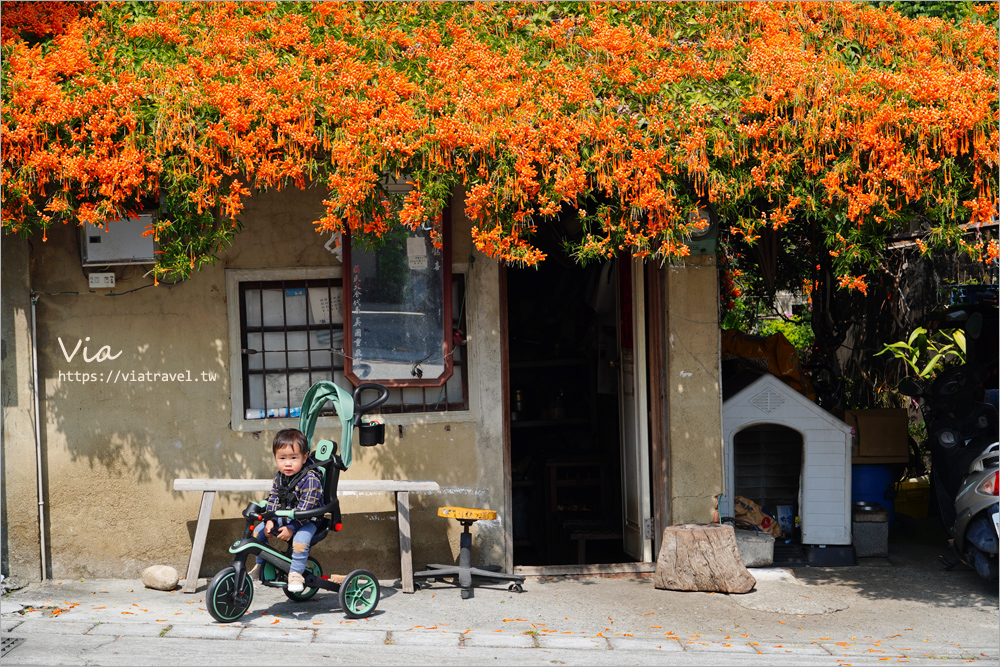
505 251 633 567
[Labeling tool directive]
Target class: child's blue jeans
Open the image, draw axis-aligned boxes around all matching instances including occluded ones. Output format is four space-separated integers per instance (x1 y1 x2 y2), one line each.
254 519 317 575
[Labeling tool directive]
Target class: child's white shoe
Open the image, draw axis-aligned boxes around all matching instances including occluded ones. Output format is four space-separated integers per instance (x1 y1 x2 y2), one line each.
287 572 305 593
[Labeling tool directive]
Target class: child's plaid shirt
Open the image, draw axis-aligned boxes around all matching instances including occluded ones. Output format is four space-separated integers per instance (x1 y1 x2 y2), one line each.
265 468 324 531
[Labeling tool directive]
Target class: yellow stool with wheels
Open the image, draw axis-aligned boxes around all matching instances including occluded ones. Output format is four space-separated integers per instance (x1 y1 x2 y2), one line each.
414 507 525 599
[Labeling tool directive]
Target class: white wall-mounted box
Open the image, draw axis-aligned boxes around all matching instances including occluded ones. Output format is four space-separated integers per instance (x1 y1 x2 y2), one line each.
88 272 116 289
80 213 156 266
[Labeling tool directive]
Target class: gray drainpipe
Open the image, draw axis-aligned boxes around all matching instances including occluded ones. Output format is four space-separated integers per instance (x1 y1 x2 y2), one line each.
30 292 47 581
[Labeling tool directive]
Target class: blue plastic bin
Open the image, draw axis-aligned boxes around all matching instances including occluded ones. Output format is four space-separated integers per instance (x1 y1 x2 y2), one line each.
852 464 896 531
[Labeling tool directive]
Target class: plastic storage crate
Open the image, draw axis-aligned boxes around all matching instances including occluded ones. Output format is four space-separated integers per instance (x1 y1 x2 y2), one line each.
734 529 775 567
895 478 930 519
853 502 889 558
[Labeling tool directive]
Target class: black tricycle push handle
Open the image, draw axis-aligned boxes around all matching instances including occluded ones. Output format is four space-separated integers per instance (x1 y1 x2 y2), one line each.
354 383 389 447
353 383 389 421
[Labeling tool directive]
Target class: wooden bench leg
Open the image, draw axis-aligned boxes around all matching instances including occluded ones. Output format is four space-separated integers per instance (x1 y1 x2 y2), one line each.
182 490 216 593
396 491 414 594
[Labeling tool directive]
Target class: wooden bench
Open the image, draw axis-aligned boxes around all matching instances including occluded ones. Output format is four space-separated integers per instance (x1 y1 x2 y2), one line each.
172 479 440 594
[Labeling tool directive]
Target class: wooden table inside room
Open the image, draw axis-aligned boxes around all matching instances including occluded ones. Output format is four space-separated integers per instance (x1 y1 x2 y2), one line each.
172 478 440 594
544 455 620 563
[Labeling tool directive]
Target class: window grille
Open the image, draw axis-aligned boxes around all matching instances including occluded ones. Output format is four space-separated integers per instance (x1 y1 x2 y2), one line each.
237 275 468 421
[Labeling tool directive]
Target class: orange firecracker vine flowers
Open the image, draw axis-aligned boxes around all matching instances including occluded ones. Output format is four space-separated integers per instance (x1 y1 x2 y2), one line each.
1 1 996 288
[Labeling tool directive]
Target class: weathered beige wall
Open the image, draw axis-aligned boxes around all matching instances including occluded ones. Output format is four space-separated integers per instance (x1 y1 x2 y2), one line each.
19 185 503 580
2 236 43 581
664 254 724 524
11 183 723 579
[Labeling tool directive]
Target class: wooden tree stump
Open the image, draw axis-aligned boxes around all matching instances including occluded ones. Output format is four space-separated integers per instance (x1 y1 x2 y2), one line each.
653 523 756 594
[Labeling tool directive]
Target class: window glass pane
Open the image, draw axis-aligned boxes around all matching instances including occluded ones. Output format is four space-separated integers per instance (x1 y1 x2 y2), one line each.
452 277 465 326
426 385 448 411
247 332 264 370
401 386 426 407
443 369 464 407
248 374 265 412
383 387 403 407
245 289 262 327
281 287 308 327
264 372 290 407
262 331 289 370
310 330 343 363
284 331 310 369
260 290 287 327
287 372 314 409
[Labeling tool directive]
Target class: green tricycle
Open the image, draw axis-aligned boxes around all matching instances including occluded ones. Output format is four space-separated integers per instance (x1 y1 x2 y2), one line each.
205 381 389 623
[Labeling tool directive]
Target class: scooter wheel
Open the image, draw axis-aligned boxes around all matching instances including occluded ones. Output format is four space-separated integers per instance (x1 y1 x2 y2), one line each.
338 569 380 618
283 556 323 602
206 566 254 623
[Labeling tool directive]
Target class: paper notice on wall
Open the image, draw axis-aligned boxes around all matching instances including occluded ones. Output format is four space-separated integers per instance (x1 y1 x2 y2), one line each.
308 287 343 324
407 236 428 270
324 231 342 262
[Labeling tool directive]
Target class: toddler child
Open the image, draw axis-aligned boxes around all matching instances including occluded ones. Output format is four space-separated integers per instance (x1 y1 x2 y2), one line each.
251 428 323 592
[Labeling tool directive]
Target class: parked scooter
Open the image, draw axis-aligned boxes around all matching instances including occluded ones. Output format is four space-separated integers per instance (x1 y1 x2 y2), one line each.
898 311 999 583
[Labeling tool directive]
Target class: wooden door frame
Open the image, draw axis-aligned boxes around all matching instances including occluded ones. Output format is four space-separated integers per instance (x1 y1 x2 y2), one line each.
618 257 654 561
645 262 669 558
500 265 514 575
501 261 665 574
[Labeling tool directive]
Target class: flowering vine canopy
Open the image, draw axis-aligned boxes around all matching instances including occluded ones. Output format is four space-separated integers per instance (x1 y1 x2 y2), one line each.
2 1 997 289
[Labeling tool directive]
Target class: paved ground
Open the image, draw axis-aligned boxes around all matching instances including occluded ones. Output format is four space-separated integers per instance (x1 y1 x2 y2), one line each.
2 521 997 665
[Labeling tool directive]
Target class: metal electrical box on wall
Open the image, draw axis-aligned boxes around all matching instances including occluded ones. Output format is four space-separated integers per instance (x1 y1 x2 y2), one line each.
685 206 718 255
80 213 157 266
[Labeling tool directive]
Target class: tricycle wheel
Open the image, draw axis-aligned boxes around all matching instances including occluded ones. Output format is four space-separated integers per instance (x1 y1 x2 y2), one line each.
206 566 253 623
284 557 322 602
338 569 380 618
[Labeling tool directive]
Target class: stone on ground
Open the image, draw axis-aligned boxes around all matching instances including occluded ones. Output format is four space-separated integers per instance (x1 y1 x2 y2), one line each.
142 565 179 591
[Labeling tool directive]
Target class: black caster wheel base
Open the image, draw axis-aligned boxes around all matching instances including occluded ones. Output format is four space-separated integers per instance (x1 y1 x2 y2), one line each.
461 589 472 599
508 583 523 593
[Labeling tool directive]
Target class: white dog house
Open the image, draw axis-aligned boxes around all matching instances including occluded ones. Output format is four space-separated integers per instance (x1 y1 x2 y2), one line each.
720 373 853 546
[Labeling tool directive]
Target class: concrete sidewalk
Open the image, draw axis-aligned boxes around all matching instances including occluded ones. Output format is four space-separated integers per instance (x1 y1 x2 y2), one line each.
2 531 997 665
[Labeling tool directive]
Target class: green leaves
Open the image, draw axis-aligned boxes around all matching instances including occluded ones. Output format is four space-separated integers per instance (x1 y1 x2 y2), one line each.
876 326 968 380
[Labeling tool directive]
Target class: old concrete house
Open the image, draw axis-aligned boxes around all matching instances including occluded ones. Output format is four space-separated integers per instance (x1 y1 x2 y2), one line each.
1 184 724 585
